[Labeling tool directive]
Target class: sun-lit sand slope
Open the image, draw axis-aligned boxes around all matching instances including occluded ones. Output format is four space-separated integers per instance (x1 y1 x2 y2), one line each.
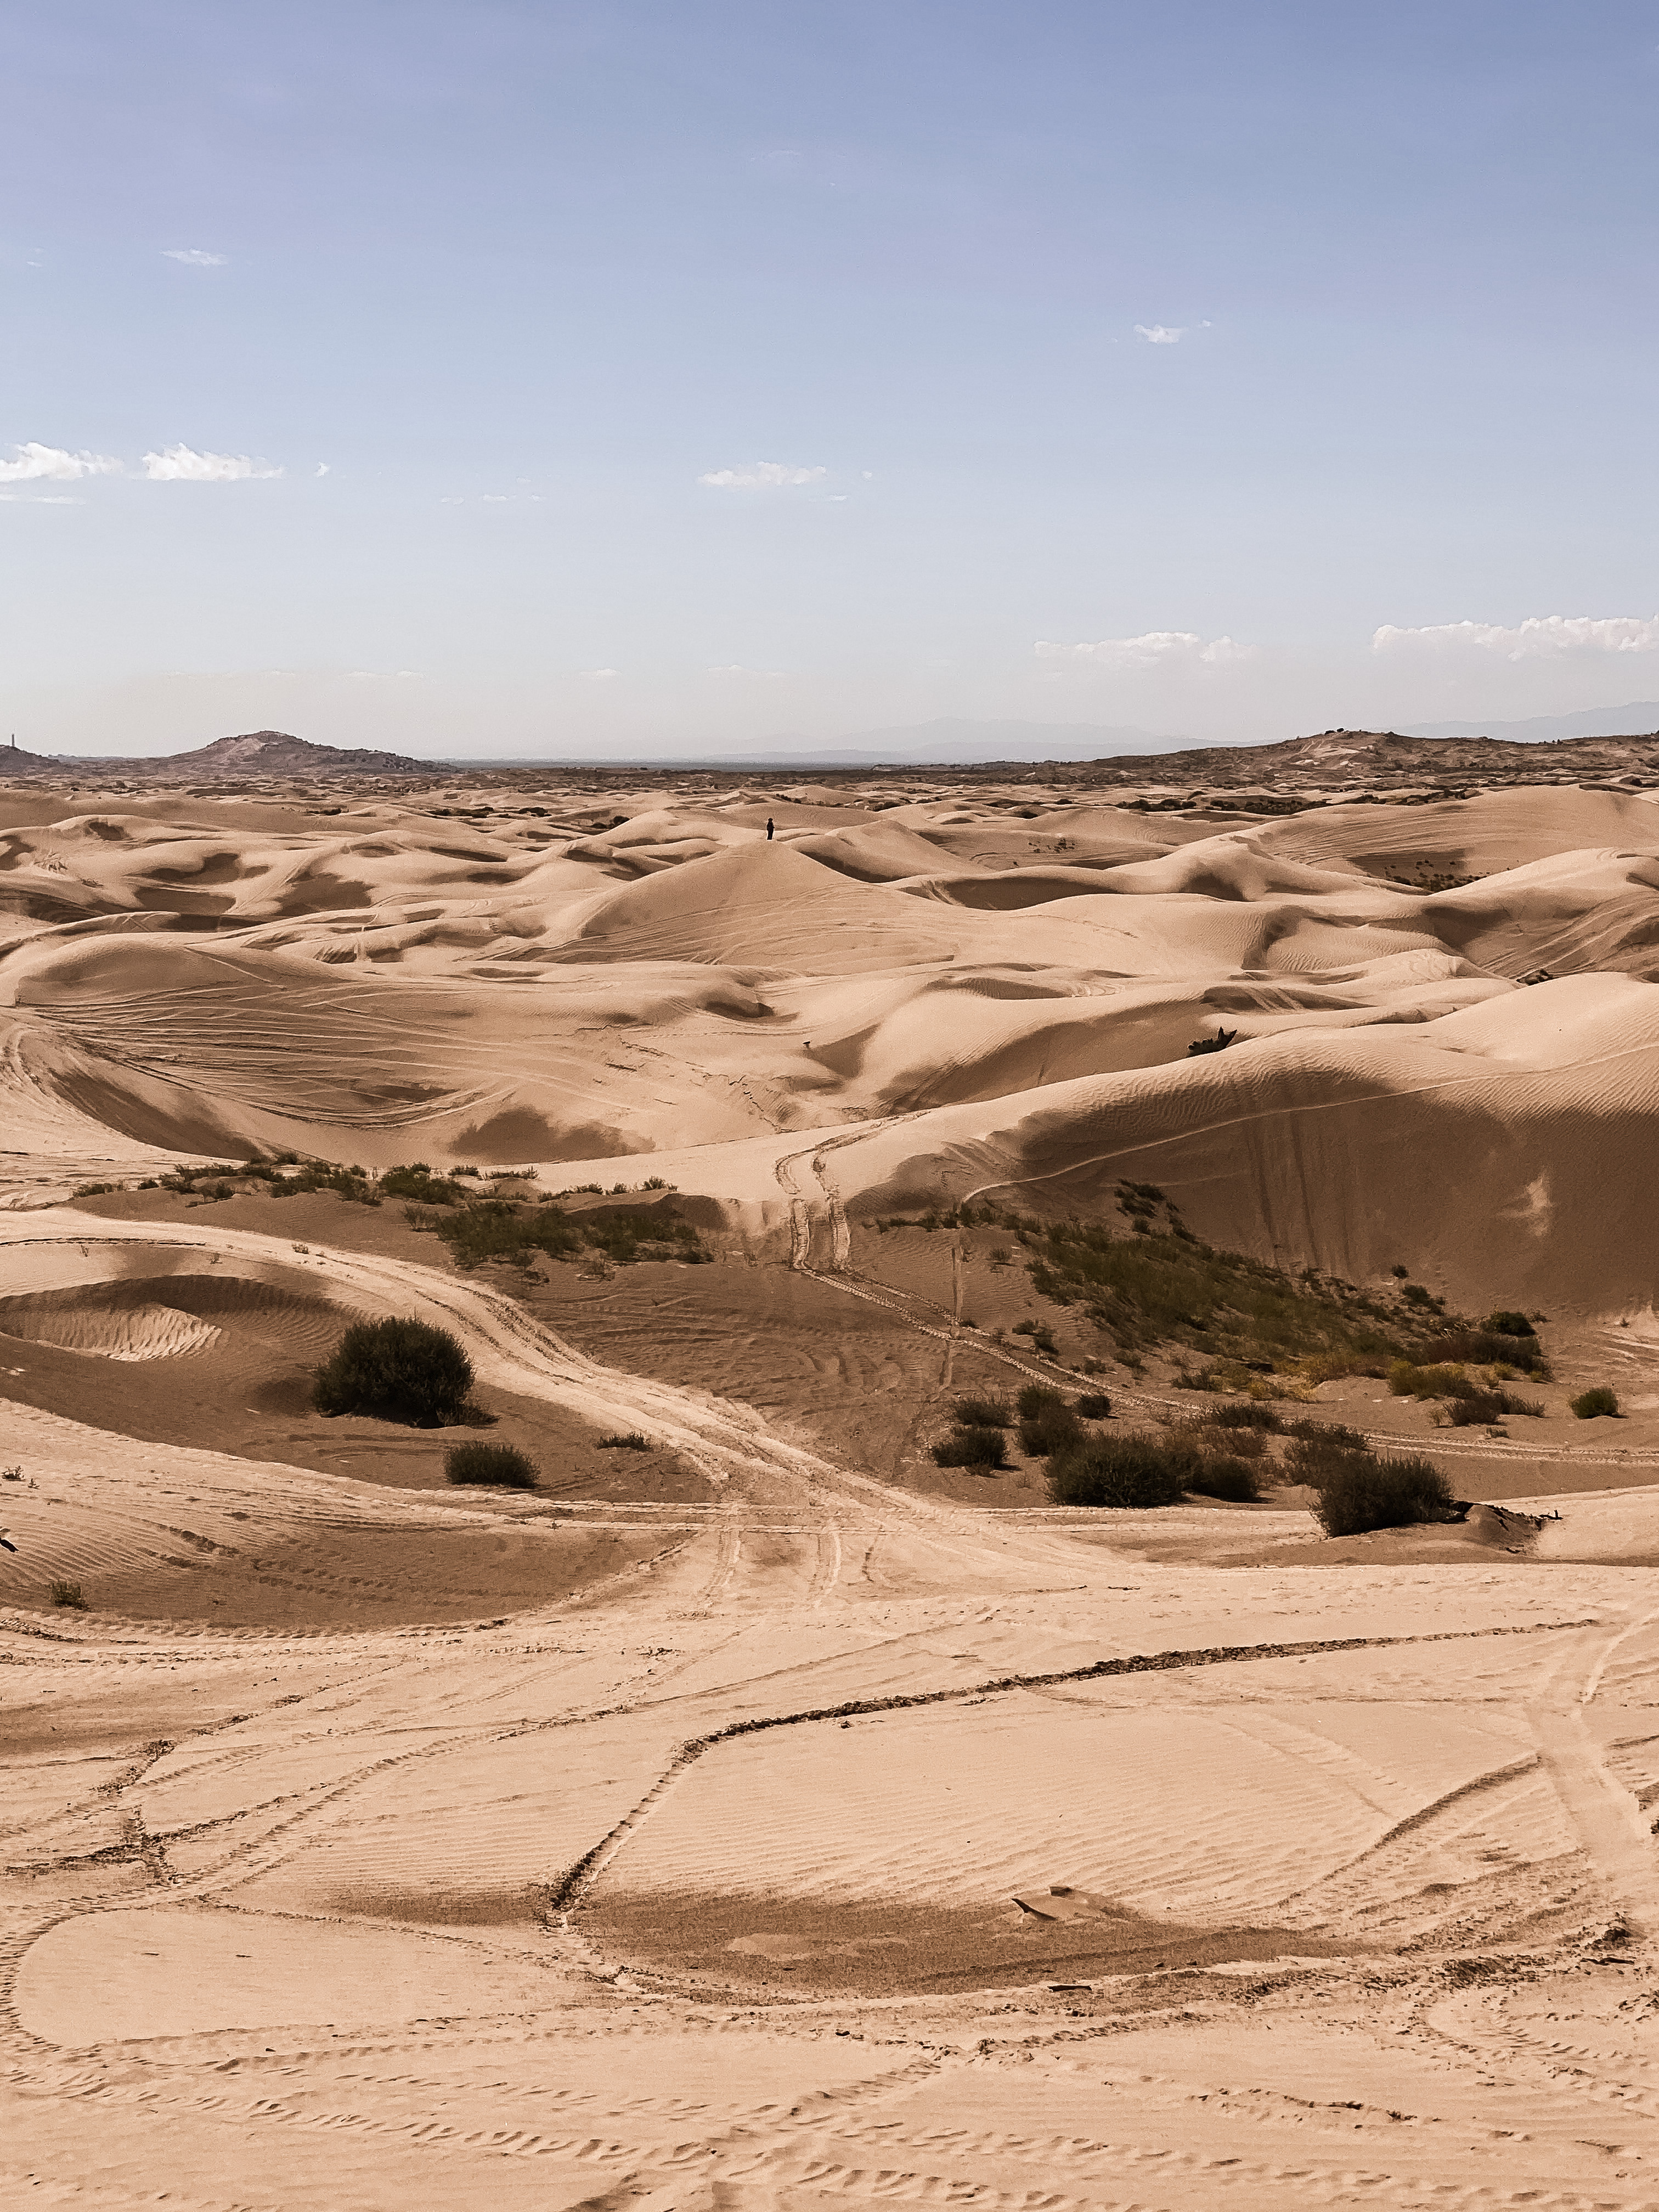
5 778 1659 1313
12 769 1659 2207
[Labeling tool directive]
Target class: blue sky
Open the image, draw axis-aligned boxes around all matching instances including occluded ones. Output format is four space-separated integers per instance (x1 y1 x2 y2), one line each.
4 2 1658 757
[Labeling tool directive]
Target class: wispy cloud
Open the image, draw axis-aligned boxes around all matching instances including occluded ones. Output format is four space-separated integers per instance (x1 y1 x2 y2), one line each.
0 442 122 483
579 667 619 681
142 444 282 481
1373 614 1659 659
697 461 827 488
1036 630 1249 668
1134 324 1185 345
315 462 330 477
163 248 227 267
706 663 784 679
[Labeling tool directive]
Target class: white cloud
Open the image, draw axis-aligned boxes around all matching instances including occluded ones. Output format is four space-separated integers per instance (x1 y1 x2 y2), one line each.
706 663 784 679
142 444 282 481
579 667 619 681
1373 614 1659 659
1035 630 1250 668
697 461 827 488
1135 324 1185 345
0 442 122 482
315 462 330 477
163 248 227 267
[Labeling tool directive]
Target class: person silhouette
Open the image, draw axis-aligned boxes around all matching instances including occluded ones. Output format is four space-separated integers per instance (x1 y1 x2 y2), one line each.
766 817 775 840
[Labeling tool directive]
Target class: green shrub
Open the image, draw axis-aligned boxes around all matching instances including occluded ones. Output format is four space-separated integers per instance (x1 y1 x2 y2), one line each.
931 1426 1008 1469
1074 1392 1112 1418
1047 1432 1193 1509
1308 1453 1459 1538
1571 1386 1620 1419
597 1430 650 1451
445 1442 538 1488
1187 1456 1262 1503
953 1396 1011 1427
313 1317 474 1425
48 1579 88 1610
1485 1310 1536 1337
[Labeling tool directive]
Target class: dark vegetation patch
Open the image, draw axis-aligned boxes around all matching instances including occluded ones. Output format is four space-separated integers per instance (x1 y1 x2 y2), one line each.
930 1426 1008 1468
1571 1386 1620 1419
953 1396 1012 1428
1285 1422 1462 1538
898 1190 1531 1387
314 1317 474 1426
445 1441 539 1488
411 1194 712 1272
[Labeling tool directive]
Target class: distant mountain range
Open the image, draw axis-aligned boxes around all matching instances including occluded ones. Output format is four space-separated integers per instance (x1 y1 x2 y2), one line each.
5 707 1659 785
0 730 428 778
1401 702 1659 743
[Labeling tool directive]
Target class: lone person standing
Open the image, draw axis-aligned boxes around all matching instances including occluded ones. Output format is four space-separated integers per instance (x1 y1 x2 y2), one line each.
766 816 775 840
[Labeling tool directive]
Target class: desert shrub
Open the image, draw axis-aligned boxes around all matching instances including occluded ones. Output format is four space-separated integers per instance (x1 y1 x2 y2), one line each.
48 1579 88 1609
1440 1387 1542 1426
597 1430 650 1451
1074 1392 1112 1418
445 1442 538 1488
953 1396 1012 1427
1206 1401 1283 1431
931 1426 1008 1468
1571 1386 1620 1419
313 1317 473 1425
1420 1328 1546 1373
1308 1453 1459 1538
73 1181 117 1197
1015 1386 1082 1457
1011 1318 1057 1354
380 1163 466 1205
1389 1360 1471 1401
1188 1419 1266 1460
1485 1310 1536 1337
1047 1432 1194 1509
1282 1421 1373 1481
433 1200 583 1269
1187 1456 1262 1503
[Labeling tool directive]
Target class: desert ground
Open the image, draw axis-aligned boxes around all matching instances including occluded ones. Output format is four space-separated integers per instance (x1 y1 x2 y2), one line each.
10 753 1659 2208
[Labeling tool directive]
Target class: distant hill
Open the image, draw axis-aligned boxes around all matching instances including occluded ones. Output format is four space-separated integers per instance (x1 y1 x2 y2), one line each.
0 730 430 779
1066 725 1659 791
1403 702 1659 743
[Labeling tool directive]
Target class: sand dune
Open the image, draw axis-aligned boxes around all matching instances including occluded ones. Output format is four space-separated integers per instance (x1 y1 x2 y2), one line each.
10 765 1659 2208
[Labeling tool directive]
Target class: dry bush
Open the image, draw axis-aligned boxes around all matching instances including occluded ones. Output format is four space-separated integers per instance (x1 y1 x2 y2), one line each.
1047 1432 1193 1509
953 1396 1012 1428
1310 1453 1459 1538
932 1426 1008 1469
1016 1386 1082 1457
1571 1386 1620 1419
445 1442 538 1488
313 1318 474 1426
